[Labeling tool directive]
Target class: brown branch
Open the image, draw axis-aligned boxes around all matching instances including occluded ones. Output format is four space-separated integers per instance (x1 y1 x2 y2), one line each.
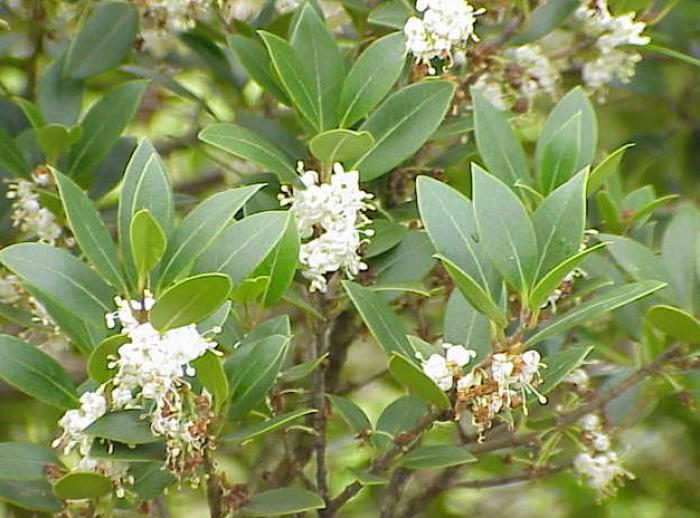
399 466 461 517
203 451 223 518
450 462 571 490
380 468 411 518
311 310 330 515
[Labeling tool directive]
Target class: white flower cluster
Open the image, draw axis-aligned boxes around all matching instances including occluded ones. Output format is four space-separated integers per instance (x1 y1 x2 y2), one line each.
473 43 560 110
54 293 218 492
0 274 20 305
6 172 65 245
404 0 484 74
136 0 209 54
421 343 547 436
279 163 374 293
576 0 650 90
574 413 633 499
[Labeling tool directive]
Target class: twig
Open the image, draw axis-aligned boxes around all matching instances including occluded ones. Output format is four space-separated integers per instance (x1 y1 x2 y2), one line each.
203 451 223 518
312 312 330 515
153 495 171 518
450 462 571 490
398 465 461 517
380 468 411 518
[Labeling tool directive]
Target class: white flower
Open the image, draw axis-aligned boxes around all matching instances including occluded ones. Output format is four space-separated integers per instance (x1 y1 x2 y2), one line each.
404 0 484 74
0 275 20 304
7 179 64 244
280 162 374 293
53 390 107 456
491 350 546 409
591 431 611 452
423 344 477 391
574 451 633 498
136 0 209 55
422 354 453 390
503 44 560 99
565 368 590 390
580 413 601 432
444 344 477 367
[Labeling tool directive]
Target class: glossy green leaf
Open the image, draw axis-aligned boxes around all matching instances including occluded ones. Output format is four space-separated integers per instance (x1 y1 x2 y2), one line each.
472 165 538 295
227 334 289 421
525 281 667 346
364 219 407 259
472 89 530 188
35 124 81 161
353 80 455 181
53 169 128 293
0 479 61 513
37 53 84 126
339 32 406 126
417 175 499 296
66 80 148 177
259 31 320 129
536 345 593 395
309 129 374 163
646 305 700 344
587 143 634 195
84 410 159 444
537 112 582 193
241 488 325 516
400 445 476 469
0 443 59 480
129 462 175 500
281 355 328 382
342 281 414 357
373 395 428 450
63 1 138 79
444 290 491 361
150 273 231 331
228 35 290 104
0 127 29 177
87 334 129 383
223 408 316 443
0 335 77 409
0 242 114 326
289 3 345 130
192 351 229 409
255 212 300 305
513 0 579 43
388 353 451 410
53 472 112 500
89 441 165 463
596 190 622 233
368 0 411 28
130 209 167 287
349 469 389 486
373 231 435 298
533 169 587 281
437 255 507 327
661 206 700 312
529 242 608 310
194 211 289 288
329 394 372 435
536 87 597 174
158 185 264 288
199 123 299 186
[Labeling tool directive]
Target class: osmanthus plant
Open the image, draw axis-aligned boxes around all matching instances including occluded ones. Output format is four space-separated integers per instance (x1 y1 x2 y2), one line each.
0 1 698 517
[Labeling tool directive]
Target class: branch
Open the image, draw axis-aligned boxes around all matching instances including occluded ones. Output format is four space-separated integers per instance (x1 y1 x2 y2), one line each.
450 462 571 490
312 312 330 515
379 468 411 518
203 451 223 518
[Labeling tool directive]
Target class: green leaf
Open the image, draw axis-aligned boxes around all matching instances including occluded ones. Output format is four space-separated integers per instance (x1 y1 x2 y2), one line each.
0 242 114 326
352 80 455 181
388 353 451 410
368 0 411 28
240 488 325 516
596 190 622 233
533 169 587 281
529 242 608 310
63 1 138 79
472 88 530 188
192 351 229 409
289 3 345 130
0 479 61 513
525 281 667 346
0 127 29 177
37 53 84 126
259 31 320 130
627 194 679 226
227 335 289 421
158 185 264 288
513 0 579 43
35 124 82 162
53 169 128 293
0 335 78 409
281 354 328 382
66 80 148 177
194 211 290 288
373 395 428 450
309 129 374 163
223 409 316 443
364 219 407 259
87 334 129 384
349 469 389 486
129 462 175 500
444 290 491 361
537 112 582 193
151 273 231 331
84 410 159 444
646 305 700 344
536 87 596 175
437 255 507 327
255 212 300 306
536 345 593 395
230 276 269 304
228 35 290 104
119 144 174 285
89 441 165 463
53 472 112 500
400 445 476 469
12 97 46 128
198 301 232 335
373 231 435 298
0 443 59 481
472 165 538 296
661 206 700 313
342 281 414 357
587 143 634 195
417 175 499 296
339 32 406 126
130 209 167 288
329 395 372 435
642 43 700 69
199 123 299 186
